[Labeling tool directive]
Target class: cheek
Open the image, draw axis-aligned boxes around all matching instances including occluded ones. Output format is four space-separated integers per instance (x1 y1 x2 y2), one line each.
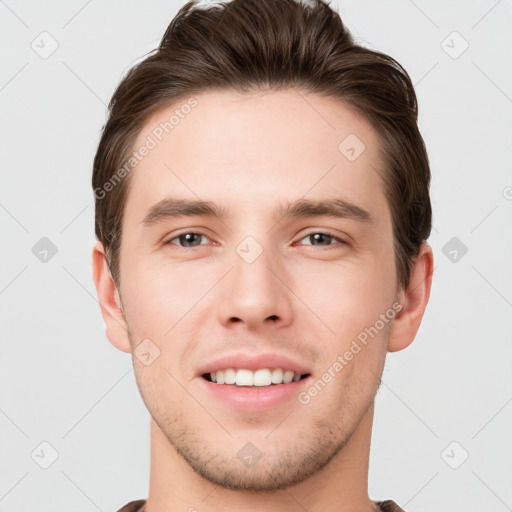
120 258 203 333
291 257 394 376
297 257 391 323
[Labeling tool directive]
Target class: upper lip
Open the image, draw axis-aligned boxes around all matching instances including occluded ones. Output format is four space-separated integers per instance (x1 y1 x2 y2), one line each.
196 353 311 377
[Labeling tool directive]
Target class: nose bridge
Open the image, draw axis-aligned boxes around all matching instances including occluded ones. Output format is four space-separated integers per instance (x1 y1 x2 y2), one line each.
217 234 293 329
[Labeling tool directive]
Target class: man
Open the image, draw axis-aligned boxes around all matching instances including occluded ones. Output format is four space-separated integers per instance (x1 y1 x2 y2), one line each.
92 1 433 511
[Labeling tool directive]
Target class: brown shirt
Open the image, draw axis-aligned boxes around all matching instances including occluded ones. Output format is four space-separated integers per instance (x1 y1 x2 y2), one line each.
116 498 406 511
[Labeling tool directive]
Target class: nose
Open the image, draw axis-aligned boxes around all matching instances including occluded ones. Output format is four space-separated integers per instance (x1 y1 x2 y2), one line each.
217 244 294 331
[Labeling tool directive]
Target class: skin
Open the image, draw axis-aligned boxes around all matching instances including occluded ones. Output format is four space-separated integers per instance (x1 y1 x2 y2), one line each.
93 89 433 512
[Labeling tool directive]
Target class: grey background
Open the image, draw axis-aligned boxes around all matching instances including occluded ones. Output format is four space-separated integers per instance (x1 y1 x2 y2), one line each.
1 1 511 511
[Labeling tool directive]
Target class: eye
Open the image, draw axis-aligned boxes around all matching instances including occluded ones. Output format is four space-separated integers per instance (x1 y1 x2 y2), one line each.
296 231 347 247
165 232 210 248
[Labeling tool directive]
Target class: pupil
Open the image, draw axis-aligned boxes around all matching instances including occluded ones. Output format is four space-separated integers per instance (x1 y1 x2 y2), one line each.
180 233 200 247
312 233 330 245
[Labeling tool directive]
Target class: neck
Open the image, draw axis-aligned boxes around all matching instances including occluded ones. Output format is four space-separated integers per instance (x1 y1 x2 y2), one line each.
145 403 377 512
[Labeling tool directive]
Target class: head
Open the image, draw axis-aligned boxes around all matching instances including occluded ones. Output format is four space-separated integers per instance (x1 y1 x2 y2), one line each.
92 0 433 493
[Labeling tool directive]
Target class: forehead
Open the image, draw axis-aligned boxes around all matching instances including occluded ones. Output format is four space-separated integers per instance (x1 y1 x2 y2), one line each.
125 89 389 224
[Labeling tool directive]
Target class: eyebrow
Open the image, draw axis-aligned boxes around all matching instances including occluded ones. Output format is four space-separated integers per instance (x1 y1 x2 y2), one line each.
141 196 375 227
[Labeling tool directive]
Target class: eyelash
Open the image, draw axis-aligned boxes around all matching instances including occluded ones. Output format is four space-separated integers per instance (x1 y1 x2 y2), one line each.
164 230 348 249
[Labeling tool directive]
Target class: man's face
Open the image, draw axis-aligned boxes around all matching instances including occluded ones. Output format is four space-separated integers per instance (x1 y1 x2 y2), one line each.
116 89 399 490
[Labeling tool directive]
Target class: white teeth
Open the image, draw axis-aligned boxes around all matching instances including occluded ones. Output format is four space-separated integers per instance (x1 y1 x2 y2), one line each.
283 370 294 383
271 368 283 383
236 369 253 386
224 368 236 384
253 369 272 386
209 368 304 386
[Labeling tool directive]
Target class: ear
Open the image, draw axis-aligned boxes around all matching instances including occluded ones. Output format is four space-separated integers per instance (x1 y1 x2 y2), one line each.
387 242 434 352
92 240 131 353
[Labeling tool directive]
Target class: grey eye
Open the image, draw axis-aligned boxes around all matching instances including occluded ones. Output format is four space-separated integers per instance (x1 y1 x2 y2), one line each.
169 233 207 247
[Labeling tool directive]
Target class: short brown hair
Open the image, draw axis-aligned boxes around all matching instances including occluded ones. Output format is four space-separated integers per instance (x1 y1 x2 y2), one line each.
92 0 432 290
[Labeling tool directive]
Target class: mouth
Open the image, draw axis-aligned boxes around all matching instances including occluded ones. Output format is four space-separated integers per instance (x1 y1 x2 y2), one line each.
199 369 313 412
201 368 311 387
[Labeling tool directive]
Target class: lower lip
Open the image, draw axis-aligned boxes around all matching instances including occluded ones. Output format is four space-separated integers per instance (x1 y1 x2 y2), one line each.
199 376 311 412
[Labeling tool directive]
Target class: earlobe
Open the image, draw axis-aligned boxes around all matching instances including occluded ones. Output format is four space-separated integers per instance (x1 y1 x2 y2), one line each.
387 242 434 353
92 240 131 353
